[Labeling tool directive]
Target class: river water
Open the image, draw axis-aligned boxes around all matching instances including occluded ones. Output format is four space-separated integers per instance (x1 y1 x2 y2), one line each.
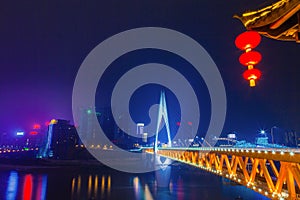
0 164 269 200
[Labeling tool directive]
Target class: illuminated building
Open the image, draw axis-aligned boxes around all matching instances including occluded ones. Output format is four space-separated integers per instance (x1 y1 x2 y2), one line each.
136 123 144 136
16 131 24 136
26 123 47 148
78 107 99 145
135 123 145 144
142 133 148 143
213 133 238 147
78 107 116 145
285 130 298 147
234 0 300 42
234 131 286 148
43 119 81 159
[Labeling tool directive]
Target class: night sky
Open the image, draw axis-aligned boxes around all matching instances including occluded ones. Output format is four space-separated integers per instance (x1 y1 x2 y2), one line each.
1 1 299 141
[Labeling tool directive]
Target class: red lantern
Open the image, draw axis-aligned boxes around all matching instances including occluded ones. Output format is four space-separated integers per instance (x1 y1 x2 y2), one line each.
239 51 262 66
235 31 261 51
243 68 262 87
235 31 263 87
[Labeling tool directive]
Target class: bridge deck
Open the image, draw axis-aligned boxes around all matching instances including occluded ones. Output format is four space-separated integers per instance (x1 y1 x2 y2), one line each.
146 147 300 200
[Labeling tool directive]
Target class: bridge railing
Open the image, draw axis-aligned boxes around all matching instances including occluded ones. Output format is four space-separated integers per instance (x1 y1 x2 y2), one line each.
146 147 300 200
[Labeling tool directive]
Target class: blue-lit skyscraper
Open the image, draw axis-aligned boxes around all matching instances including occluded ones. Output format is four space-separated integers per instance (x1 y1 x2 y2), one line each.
43 119 80 159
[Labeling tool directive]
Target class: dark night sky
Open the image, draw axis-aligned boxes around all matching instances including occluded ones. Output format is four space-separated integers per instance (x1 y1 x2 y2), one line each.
0 0 299 141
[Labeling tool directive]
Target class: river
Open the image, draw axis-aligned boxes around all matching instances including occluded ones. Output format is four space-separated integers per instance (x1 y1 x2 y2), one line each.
0 164 269 200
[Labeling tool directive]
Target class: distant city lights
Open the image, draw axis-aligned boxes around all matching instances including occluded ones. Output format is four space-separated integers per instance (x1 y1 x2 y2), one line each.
29 131 38 135
16 131 24 136
45 121 50 126
49 119 58 125
33 124 41 129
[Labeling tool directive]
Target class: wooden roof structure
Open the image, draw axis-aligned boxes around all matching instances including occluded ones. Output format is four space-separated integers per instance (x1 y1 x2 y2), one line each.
234 0 300 42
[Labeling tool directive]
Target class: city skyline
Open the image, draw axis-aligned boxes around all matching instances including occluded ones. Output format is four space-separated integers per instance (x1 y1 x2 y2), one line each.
0 1 299 199
1 1 300 140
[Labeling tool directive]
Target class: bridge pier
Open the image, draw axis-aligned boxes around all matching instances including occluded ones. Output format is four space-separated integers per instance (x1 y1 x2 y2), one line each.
154 154 172 188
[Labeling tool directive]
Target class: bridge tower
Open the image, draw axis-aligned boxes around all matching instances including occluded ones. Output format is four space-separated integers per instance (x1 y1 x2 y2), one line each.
154 91 172 152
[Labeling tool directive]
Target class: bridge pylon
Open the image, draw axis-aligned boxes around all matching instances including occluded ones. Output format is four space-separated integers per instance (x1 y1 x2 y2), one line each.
154 91 172 152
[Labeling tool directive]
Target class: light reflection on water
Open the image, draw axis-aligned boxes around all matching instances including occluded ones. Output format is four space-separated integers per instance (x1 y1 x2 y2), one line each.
0 166 269 200
3 171 47 200
71 174 112 199
6 171 18 200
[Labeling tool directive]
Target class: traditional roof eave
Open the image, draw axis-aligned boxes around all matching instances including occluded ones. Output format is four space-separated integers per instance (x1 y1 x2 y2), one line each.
234 0 300 42
234 0 300 28
270 3 300 28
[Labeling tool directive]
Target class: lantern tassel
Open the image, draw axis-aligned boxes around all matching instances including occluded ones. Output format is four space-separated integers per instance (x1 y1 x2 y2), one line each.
249 79 256 87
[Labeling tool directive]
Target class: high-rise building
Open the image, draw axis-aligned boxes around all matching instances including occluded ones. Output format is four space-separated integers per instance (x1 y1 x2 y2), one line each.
142 133 148 143
136 123 144 135
43 119 81 159
78 107 99 145
78 107 117 145
285 130 298 147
